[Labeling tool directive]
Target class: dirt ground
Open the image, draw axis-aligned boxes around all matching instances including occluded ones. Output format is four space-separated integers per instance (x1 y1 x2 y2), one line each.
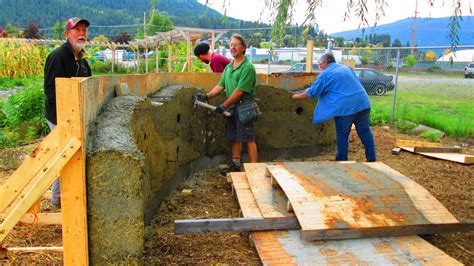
1 125 473 264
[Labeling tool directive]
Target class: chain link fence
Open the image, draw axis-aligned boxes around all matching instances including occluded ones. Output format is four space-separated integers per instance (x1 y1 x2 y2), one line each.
241 45 474 138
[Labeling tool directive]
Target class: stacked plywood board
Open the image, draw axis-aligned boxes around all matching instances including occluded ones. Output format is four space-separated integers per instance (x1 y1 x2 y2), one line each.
229 162 462 265
395 139 474 165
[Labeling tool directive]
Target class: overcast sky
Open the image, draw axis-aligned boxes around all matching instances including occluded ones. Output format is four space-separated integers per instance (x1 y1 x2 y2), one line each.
198 0 473 33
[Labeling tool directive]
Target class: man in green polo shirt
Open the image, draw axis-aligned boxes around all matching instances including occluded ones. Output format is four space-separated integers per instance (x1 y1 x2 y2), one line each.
194 34 258 174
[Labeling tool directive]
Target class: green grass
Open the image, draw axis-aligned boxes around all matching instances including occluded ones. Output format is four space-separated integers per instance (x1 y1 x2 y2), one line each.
370 79 474 138
0 76 44 90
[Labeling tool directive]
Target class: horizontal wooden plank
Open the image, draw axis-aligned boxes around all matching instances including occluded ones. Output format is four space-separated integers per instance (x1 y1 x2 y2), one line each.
301 221 474 241
413 146 462 153
395 139 442 148
6 246 63 252
18 212 62 225
175 216 300 233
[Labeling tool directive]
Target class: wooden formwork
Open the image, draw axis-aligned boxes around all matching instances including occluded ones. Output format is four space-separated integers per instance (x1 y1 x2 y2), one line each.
0 72 319 265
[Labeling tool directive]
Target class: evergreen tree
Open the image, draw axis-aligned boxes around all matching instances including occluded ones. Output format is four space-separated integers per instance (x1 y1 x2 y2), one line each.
5 23 19 37
111 32 132 44
392 38 402 47
23 21 43 39
53 20 62 40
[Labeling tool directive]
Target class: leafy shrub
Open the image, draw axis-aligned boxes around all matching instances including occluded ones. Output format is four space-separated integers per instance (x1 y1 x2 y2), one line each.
0 86 48 148
396 119 418 133
360 55 370 65
427 65 442 72
90 61 133 74
370 109 388 125
404 55 417 67
420 130 441 142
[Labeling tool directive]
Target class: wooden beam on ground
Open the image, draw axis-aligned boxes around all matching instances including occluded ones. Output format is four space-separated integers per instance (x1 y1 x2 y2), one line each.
400 147 474 165
175 217 473 239
6 246 63 252
56 78 89 265
0 137 81 243
395 139 442 148
175 216 300 233
413 146 463 153
300 221 474 241
18 213 62 225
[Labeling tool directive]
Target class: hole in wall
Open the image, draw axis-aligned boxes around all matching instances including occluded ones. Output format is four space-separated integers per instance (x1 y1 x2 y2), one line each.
177 114 181 123
295 107 304 115
144 132 147 140
176 146 180 154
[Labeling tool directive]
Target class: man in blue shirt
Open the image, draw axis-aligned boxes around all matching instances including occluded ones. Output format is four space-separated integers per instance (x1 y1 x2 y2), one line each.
292 52 376 162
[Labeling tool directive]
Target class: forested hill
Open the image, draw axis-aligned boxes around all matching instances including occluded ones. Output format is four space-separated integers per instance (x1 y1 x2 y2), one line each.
331 16 474 46
0 0 263 37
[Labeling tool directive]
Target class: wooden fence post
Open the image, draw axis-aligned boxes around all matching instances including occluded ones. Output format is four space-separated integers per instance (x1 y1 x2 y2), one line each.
56 78 89 265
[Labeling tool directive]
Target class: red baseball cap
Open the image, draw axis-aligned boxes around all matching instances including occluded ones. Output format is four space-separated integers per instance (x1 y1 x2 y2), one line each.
65 17 90 30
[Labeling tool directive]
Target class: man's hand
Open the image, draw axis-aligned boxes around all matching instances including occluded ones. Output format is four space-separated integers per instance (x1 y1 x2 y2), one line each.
195 93 208 102
214 104 225 114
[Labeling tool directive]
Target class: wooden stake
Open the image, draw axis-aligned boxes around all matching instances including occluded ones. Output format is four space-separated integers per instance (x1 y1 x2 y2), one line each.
56 78 89 265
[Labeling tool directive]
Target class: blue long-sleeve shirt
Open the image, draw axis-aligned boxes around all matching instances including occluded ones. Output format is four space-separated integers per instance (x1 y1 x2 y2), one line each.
306 62 371 124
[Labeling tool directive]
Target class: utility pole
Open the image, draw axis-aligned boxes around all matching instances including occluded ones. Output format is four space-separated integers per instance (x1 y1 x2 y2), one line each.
411 0 418 55
144 12 146 38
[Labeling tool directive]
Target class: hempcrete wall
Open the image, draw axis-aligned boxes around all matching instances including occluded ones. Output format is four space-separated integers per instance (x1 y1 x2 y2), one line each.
86 84 335 264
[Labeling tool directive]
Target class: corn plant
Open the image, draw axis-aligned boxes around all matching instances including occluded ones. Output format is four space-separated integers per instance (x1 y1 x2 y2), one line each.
0 39 47 79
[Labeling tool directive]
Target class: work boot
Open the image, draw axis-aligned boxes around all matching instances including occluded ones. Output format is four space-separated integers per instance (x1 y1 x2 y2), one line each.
219 163 241 176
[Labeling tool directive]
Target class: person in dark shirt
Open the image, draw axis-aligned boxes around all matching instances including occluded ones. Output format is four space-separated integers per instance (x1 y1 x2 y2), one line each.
194 42 231 73
43 17 92 208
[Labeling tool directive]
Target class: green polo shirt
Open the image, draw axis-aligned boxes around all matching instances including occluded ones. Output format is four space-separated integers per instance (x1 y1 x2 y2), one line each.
218 57 256 101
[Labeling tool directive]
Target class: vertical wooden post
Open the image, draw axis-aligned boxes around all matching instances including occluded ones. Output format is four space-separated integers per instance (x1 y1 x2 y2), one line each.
155 43 159 73
168 35 172 73
211 32 215 53
306 40 314 73
145 45 149 73
56 78 88 265
110 43 117 73
186 32 191 72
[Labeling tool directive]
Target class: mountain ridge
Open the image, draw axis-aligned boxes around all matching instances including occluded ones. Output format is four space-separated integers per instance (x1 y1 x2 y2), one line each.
331 16 474 46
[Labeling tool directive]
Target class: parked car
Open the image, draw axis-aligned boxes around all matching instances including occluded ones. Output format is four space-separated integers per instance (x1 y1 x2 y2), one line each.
285 63 320 73
92 52 105 62
464 63 474 78
354 68 394 96
123 51 135 61
140 51 154 59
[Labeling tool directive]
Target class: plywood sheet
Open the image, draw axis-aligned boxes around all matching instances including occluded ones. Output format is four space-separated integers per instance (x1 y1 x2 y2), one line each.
230 168 461 265
266 162 458 238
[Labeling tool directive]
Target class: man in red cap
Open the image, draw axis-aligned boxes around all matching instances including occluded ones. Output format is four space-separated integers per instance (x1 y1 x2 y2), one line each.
194 42 230 73
43 17 92 209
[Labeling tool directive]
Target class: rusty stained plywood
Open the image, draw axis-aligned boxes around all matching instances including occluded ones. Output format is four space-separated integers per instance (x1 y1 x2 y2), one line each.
266 162 458 235
253 231 461 265
243 163 294 218
230 167 461 265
